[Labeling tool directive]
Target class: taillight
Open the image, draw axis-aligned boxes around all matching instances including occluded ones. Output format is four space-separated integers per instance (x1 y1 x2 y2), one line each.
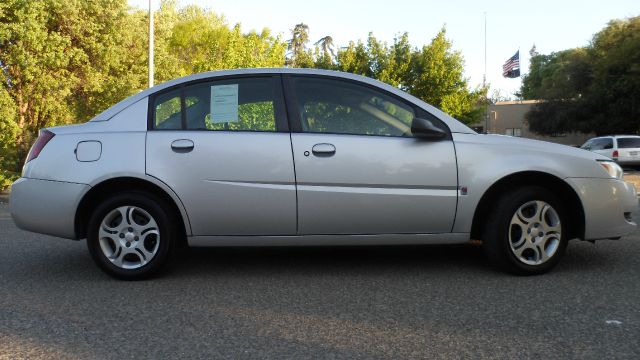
25 129 55 163
612 150 619 159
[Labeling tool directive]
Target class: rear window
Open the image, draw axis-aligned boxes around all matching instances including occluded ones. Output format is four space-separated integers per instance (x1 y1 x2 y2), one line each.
617 138 640 148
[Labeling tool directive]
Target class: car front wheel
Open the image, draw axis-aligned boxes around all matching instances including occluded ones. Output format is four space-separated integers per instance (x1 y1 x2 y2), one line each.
87 191 175 280
483 186 569 275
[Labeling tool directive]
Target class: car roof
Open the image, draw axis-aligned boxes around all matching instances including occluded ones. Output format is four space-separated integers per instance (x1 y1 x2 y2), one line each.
90 68 475 134
588 135 640 142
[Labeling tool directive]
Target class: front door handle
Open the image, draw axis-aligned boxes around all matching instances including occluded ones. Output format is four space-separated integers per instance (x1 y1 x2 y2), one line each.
171 139 194 153
311 143 336 157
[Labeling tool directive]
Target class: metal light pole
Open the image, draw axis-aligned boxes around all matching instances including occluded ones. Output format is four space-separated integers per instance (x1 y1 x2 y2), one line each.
148 0 154 88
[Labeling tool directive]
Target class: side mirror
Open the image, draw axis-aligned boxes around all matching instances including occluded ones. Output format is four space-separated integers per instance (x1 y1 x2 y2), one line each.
411 117 447 139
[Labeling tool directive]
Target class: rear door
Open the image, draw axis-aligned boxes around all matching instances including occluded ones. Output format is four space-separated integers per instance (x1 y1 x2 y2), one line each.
285 75 458 235
146 75 297 236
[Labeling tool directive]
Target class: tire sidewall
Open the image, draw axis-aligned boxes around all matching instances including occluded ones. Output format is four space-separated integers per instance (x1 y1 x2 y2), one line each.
87 192 174 280
487 186 569 275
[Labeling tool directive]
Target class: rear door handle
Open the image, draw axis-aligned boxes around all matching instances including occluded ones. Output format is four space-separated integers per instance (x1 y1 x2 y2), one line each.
312 143 336 157
171 139 194 153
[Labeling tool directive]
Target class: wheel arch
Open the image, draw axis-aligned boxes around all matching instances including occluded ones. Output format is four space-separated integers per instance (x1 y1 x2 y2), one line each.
75 176 191 241
470 171 585 241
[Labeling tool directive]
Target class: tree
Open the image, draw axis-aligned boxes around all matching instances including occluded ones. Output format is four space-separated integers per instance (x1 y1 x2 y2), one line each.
0 0 287 189
313 36 335 69
0 84 20 188
155 2 285 79
287 23 313 67
523 16 640 135
0 0 147 178
330 29 484 124
405 28 485 123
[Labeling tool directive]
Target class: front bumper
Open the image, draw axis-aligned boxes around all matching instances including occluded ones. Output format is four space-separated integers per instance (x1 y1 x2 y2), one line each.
10 177 89 239
566 177 638 240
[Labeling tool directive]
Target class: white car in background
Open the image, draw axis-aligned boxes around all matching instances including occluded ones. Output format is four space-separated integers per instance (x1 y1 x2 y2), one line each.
581 135 640 167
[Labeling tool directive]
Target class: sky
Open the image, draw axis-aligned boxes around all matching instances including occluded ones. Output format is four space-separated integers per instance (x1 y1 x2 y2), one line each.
129 0 639 98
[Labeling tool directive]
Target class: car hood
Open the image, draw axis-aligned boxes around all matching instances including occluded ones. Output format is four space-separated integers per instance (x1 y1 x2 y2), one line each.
477 134 608 161
452 133 617 181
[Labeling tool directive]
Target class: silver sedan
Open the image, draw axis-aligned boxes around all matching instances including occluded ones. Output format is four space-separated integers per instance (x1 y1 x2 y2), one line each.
10 68 638 279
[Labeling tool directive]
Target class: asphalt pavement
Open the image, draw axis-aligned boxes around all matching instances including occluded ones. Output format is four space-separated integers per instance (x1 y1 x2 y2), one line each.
1 200 639 359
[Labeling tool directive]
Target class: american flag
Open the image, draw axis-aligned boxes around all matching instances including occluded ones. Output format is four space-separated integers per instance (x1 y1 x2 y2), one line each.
502 50 520 78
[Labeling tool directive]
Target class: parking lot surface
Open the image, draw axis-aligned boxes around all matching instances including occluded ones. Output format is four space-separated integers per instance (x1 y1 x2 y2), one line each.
1 201 639 359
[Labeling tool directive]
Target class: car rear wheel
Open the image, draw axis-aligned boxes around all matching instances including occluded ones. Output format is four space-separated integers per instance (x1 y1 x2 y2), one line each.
87 191 175 280
483 186 569 275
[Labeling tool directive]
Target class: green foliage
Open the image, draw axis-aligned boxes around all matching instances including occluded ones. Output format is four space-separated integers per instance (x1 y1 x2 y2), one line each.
287 23 314 68
205 102 276 131
522 16 640 135
0 85 20 189
155 2 286 81
521 48 591 100
0 0 485 191
327 30 485 124
0 0 147 163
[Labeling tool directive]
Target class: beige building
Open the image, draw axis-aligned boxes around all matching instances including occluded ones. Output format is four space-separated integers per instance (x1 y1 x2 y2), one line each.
472 100 592 146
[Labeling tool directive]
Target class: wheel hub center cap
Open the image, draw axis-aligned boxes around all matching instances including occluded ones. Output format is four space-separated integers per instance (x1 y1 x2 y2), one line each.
125 232 135 241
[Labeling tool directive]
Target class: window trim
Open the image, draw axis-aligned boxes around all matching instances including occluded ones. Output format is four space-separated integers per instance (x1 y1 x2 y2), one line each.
147 74 289 132
282 74 451 140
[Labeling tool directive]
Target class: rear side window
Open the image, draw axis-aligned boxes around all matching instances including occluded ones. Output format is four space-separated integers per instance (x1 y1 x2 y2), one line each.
617 138 640 148
153 88 182 129
183 77 278 131
151 76 283 131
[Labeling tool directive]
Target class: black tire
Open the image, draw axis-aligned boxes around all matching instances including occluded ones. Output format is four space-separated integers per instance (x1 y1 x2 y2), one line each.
482 186 569 275
87 191 176 280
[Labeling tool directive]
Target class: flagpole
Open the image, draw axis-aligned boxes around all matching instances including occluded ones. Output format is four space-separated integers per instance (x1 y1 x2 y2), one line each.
484 12 488 134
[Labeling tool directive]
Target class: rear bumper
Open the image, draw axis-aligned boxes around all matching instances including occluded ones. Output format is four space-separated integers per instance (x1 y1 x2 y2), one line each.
566 177 638 240
10 177 89 239
616 157 640 166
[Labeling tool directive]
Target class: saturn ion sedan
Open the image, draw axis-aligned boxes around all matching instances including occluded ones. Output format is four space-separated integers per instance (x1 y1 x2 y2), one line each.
10 68 638 279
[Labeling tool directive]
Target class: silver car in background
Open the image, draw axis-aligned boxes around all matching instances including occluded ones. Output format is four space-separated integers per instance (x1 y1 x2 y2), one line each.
581 135 640 167
9 68 638 279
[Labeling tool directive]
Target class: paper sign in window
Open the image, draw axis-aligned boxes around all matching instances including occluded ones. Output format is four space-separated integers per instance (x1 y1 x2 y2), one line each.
210 84 239 123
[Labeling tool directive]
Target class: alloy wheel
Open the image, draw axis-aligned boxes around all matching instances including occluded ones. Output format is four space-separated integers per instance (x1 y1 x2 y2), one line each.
98 206 160 269
508 200 562 266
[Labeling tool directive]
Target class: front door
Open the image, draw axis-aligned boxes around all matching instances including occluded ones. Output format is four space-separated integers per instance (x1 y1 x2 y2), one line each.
286 76 458 235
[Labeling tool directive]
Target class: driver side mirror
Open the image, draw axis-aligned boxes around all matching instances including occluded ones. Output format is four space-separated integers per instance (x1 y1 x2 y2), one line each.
411 117 447 140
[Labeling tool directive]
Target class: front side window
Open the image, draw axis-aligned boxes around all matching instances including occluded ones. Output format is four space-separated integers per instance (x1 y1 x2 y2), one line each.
290 77 415 137
590 138 612 150
589 139 604 150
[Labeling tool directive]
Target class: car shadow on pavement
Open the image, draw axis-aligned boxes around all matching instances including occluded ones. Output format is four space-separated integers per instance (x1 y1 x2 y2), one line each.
168 244 495 279
166 240 623 279
2 235 622 281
